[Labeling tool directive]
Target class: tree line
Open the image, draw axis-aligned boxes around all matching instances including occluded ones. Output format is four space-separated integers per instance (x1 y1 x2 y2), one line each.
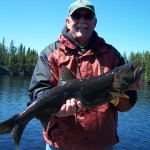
0 38 38 75
123 50 150 84
0 37 150 83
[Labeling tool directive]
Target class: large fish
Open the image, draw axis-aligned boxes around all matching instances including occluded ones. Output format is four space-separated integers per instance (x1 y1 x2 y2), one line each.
0 62 144 147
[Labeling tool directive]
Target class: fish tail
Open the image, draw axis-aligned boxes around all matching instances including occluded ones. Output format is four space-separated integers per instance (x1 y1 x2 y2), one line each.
0 114 29 147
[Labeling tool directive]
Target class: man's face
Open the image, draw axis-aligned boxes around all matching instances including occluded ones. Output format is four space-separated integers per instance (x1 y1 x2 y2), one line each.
66 8 97 45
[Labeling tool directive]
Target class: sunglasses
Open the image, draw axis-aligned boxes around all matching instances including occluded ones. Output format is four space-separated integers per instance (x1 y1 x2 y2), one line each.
70 12 95 21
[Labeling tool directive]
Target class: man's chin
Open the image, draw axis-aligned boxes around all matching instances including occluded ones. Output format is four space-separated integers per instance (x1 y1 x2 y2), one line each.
76 32 88 38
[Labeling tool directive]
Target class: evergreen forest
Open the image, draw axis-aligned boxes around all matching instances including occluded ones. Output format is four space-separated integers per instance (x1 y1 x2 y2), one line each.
0 38 150 84
0 38 38 75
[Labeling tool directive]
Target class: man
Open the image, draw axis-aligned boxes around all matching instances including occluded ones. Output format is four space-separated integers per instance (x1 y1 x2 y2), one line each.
28 0 144 150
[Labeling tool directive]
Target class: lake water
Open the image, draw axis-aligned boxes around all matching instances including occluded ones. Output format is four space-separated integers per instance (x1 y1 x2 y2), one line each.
0 76 150 150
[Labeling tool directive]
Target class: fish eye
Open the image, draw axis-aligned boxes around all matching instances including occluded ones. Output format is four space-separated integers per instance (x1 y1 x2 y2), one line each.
130 66 135 71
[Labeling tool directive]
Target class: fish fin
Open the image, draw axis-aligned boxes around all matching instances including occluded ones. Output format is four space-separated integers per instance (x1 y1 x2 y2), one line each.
110 97 119 106
11 120 29 147
36 109 55 131
0 115 18 134
36 114 52 131
120 93 129 99
110 92 129 99
59 66 77 85
0 114 29 147
110 92 129 106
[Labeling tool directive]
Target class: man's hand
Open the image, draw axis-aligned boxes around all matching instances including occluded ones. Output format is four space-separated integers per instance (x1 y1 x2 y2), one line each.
55 98 82 117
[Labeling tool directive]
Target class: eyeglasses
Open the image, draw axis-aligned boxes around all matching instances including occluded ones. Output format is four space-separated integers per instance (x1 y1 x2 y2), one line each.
70 12 95 21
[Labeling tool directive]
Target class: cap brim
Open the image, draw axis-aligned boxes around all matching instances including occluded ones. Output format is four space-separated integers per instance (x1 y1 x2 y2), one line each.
69 7 95 15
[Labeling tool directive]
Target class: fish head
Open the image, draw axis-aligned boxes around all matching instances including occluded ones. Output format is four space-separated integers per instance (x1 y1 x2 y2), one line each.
113 62 144 92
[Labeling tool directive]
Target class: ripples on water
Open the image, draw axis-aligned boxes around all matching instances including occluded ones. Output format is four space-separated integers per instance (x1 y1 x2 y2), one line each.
0 76 45 150
0 76 150 150
114 86 150 150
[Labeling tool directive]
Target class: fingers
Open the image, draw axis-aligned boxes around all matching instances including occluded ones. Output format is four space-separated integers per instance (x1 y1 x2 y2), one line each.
77 101 82 112
55 104 66 117
55 98 82 117
65 99 76 116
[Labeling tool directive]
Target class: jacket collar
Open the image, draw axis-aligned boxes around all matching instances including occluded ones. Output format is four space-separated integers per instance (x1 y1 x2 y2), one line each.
59 25 106 54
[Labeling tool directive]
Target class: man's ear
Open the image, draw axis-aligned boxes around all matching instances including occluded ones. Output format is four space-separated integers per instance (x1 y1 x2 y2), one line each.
66 18 70 29
94 18 97 28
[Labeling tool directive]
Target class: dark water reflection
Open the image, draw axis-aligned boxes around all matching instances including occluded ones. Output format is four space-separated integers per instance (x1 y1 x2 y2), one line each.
0 76 150 150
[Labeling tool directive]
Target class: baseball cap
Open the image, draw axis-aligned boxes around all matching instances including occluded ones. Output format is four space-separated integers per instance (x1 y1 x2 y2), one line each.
68 0 95 16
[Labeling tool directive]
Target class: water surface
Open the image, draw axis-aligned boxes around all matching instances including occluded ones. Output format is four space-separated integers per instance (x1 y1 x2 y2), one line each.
0 76 150 150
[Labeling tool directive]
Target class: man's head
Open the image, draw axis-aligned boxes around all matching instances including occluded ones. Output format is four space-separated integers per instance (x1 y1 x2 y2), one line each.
66 0 97 47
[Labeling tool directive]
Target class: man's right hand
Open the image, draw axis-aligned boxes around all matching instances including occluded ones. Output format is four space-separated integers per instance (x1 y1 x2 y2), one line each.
55 98 82 117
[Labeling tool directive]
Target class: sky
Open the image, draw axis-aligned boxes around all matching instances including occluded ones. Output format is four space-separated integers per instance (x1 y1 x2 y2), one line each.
0 0 150 57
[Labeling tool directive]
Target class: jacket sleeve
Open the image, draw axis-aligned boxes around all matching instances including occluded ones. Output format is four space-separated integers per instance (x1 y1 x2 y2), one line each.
28 42 58 104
